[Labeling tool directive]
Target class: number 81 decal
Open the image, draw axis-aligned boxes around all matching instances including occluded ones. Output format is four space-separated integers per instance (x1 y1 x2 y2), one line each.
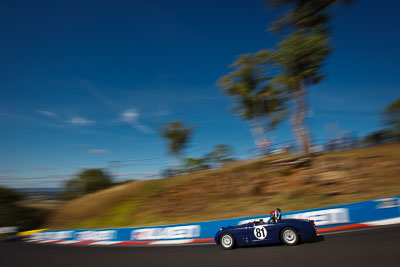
254 226 267 240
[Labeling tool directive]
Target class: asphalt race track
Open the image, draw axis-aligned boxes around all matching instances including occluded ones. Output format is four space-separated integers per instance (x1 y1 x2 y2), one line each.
2 225 399 267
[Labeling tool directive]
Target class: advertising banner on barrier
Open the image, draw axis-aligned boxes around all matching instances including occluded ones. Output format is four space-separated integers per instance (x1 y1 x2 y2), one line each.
32 196 400 243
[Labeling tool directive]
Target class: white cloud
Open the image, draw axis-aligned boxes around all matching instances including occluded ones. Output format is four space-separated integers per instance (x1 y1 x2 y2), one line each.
121 109 139 122
67 117 96 125
87 149 108 154
120 109 152 133
37 110 57 117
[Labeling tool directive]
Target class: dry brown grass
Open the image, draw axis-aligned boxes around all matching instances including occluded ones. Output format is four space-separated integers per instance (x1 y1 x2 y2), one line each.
45 181 144 227
45 143 400 230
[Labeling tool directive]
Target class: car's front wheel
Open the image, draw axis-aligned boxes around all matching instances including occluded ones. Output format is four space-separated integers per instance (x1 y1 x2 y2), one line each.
280 227 299 246
220 233 235 249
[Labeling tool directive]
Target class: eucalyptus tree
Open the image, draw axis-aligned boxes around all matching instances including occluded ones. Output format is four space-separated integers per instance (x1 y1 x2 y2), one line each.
218 0 352 154
62 168 113 200
206 144 235 168
267 0 354 33
218 51 288 149
266 0 353 154
184 157 210 173
160 121 195 163
382 98 400 140
273 31 330 153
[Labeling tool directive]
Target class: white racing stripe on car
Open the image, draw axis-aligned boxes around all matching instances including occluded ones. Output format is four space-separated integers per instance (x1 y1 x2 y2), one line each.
150 239 194 245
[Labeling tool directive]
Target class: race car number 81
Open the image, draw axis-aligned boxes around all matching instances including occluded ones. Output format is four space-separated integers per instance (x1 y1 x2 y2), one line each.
254 226 267 240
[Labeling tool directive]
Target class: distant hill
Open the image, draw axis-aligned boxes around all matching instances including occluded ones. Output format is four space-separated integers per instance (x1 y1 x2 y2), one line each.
19 188 64 192
18 188 63 199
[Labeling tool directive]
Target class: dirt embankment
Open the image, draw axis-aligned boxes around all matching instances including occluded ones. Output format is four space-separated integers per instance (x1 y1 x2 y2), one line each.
45 143 400 229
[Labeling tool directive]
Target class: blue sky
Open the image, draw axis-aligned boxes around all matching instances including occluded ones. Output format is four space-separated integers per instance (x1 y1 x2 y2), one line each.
1 0 399 188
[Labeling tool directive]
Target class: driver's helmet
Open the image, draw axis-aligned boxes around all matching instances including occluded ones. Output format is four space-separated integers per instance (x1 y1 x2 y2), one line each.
269 208 282 223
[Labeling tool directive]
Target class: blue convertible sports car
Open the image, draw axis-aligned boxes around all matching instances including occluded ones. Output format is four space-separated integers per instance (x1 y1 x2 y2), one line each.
215 208 317 249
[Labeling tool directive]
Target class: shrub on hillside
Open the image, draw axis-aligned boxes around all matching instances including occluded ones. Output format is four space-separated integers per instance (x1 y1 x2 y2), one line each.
0 186 48 229
61 168 114 200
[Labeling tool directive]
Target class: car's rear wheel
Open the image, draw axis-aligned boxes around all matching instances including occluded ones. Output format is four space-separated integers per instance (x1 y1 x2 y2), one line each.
220 233 235 249
280 227 299 246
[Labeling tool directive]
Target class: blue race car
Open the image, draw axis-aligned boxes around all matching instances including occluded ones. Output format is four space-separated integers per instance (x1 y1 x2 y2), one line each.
215 208 317 249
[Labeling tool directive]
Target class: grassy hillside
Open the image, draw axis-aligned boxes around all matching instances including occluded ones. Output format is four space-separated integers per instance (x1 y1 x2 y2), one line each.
45 143 400 229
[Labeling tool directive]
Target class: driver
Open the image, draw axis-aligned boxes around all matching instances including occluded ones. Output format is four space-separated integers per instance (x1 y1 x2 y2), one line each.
269 208 282 223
